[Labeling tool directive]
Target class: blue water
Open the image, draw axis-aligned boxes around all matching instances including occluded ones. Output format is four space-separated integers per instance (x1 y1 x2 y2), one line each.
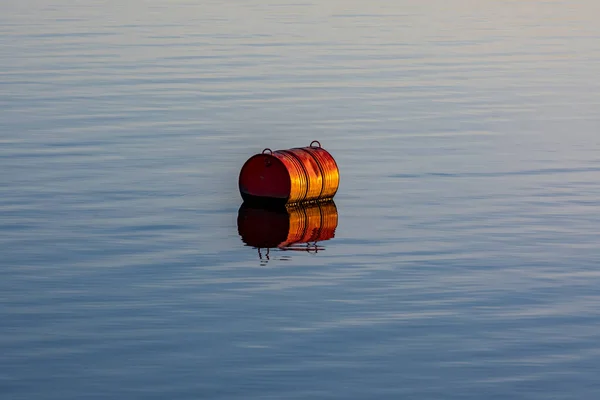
2 1 600 399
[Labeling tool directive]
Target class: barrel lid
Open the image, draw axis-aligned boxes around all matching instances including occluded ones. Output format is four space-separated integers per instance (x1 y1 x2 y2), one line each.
239 153 291 200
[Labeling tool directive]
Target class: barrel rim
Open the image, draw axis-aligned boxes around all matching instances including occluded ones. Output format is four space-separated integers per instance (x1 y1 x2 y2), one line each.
239 153 292 201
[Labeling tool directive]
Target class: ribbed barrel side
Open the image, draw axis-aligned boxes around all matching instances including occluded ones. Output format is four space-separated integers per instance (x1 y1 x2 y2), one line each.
272 150 311 204
304 146 339 200
272 146 339 204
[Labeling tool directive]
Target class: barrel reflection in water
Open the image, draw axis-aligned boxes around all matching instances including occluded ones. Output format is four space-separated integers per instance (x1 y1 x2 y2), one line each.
237 201 338 256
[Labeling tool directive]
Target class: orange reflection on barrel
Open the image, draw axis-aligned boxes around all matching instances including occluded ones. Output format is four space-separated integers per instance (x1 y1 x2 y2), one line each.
237 201 338 251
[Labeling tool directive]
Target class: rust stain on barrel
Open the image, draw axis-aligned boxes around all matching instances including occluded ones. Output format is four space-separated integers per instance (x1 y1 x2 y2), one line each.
239 141 339 205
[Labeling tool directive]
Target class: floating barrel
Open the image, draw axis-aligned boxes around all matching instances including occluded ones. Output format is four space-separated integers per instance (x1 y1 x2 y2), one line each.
237 201 338 251
239 141 339 205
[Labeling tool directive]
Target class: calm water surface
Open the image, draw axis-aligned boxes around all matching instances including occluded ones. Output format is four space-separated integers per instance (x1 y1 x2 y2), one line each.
2 1 600 399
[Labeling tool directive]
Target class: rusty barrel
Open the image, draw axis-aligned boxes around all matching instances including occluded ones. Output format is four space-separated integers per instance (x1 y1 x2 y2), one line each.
239 141 339 205
237 201 338 250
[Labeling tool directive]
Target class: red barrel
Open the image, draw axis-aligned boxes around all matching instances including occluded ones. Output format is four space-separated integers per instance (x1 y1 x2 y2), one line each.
237 201 338 251
239 141 339 205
